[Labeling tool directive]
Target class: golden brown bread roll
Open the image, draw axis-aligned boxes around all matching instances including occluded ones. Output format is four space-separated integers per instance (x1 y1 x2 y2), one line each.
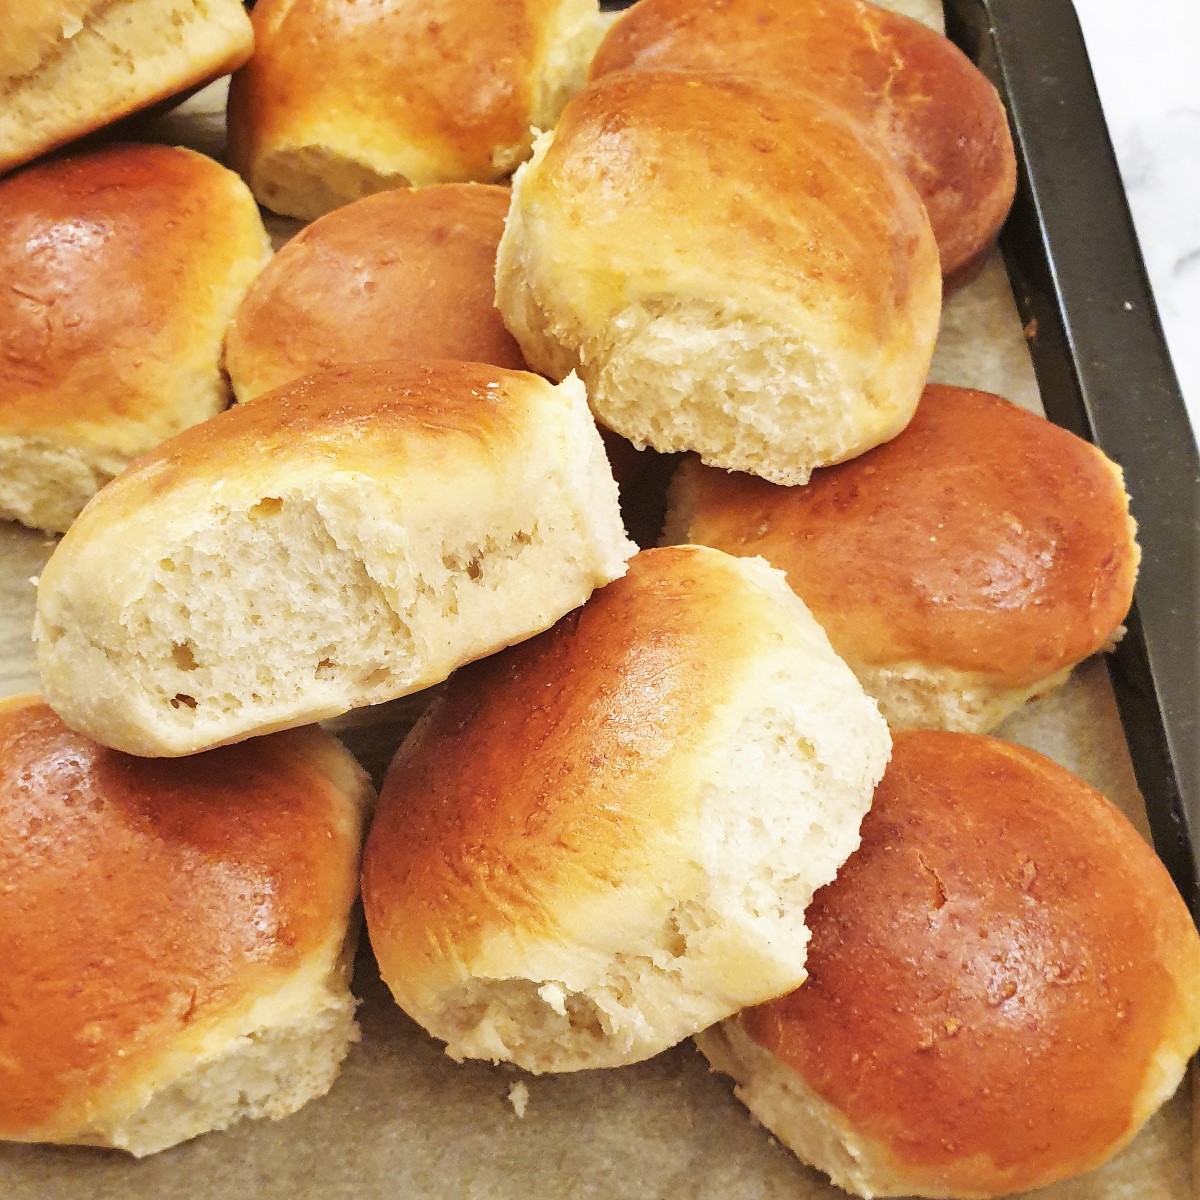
34 360 634 757
362 545 890 1073
225 184 527 402
697 729 1200 1198
226 0 605 221
495 70 941 486
664 384 1140 732
0 695 373 1157
588 0 1015 278
0 0 252 176
0 143 272 532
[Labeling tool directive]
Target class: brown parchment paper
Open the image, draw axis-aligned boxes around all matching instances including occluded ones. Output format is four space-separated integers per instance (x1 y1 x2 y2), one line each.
0 26 1191 1200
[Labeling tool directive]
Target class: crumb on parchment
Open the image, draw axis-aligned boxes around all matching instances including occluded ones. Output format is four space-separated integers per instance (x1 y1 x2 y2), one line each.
507 1080 529 1119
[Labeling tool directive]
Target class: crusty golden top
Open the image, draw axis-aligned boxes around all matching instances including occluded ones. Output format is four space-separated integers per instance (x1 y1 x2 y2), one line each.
502 69 939 382
671 384 1139 687
225 184 526 401
590 0 1015 276
0 143 269 449
47 360 548 537
738 730 1200 1196
0 696 366 1140
362 546 806 991
227 0 589 186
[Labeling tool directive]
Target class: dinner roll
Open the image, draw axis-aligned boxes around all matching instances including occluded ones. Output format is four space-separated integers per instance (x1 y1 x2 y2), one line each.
697 730 1200 1198
362 545 890 1073
0 143 272 533
0 695 373 1157
226 0 605 221
225 184 526 402
495 71 941 486
35 361 634 757
589 0 1016 278
0 0 252 176
663 384 1140 733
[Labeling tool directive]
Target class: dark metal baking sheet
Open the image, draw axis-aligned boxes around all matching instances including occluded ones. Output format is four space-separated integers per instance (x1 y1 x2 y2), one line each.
946 0 1200 913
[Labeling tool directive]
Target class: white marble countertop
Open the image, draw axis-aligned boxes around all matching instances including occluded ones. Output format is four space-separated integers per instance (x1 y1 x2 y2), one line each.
1074 0 1200 435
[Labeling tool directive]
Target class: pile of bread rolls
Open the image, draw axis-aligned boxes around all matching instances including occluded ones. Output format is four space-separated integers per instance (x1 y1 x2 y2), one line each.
1 1 1196 1197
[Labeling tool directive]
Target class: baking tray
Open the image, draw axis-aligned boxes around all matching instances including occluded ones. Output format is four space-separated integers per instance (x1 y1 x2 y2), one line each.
945 0 1200 920
0 1 1196 1196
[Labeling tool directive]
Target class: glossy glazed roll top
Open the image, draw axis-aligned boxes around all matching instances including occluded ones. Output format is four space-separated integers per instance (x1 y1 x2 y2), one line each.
698 729 1200 1197
666 384 1139 731
589 0 1016 277
0 695 371 1156
225 184 528 402
0 143 271 531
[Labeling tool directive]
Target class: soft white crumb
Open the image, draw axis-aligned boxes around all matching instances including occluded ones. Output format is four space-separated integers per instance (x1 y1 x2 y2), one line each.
507 1080 530 1119
28 576 39 588
537 981 567 1016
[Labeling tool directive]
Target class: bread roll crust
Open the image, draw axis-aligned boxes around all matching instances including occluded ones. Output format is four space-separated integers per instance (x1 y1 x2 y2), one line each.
363 545 890 1072
495 70 941 484
710 730 1200 1197
589 0 1015 276
225 184 526 403
0 144 265 438
0 695 370 1152
0 142 271 531
227 0 603 220
666 384 1139 725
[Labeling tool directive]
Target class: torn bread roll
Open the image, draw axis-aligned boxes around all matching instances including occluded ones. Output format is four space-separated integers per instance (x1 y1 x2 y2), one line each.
225 184 527 401
0 0 252 176
697 729 1200 1198
0 695 373 1157
0 143 272 533
226 0 605 221
362 545 890 1073
495 71 941 485
588 0 1016 278
34 361 635 757
664 384 1139 733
